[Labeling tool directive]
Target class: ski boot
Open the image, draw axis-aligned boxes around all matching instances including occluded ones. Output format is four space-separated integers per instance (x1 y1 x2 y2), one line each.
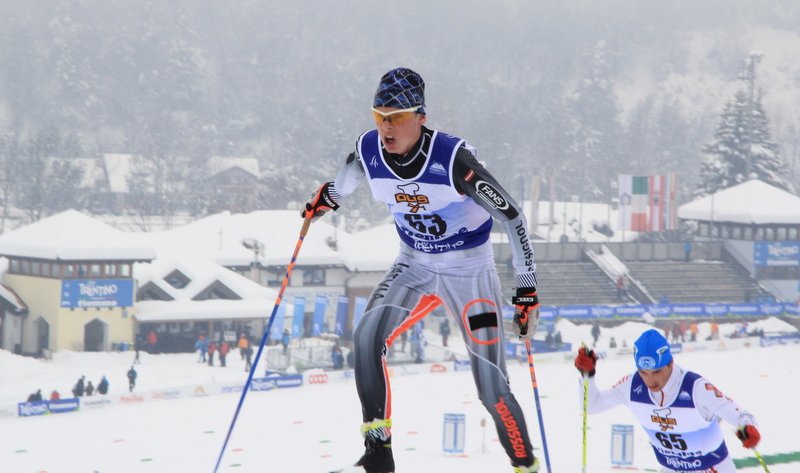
355 419 394 473
512 457 540 473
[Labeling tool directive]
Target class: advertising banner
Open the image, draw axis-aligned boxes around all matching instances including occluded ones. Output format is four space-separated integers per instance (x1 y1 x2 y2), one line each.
18 398 80 417
61 279 134 308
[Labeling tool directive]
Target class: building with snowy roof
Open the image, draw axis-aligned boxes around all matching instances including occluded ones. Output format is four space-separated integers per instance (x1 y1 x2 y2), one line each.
0 210 155 355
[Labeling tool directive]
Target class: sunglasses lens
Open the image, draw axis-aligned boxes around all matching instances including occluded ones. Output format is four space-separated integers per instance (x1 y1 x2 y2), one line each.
372 110 416 125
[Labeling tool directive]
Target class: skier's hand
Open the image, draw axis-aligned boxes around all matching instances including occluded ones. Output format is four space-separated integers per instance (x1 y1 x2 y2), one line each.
574 346 598 377
512 287 540 339
736 424 761 449
302 182 339 222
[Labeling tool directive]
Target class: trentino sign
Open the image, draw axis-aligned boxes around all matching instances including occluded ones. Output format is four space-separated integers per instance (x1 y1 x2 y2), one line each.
60 279 134 308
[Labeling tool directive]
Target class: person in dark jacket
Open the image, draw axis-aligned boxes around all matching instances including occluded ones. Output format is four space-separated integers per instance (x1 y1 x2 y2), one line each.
72 375 86 397
85 381 95 396
97 376 109 395
27 389 43 402
127 366 137 392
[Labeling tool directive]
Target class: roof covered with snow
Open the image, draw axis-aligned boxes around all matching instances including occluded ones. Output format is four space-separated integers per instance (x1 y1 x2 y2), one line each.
678 179 800 224
133 256 285 322
0 210 155 261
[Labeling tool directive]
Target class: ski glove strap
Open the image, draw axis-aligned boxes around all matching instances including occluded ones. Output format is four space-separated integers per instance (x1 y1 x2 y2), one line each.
512 287 540 339
302 182 339 222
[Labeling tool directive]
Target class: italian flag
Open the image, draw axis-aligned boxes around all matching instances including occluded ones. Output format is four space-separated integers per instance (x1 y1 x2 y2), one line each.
618 174 677 232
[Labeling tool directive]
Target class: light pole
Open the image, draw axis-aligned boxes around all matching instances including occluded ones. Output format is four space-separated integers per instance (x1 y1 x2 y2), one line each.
241 238 263 283
739 51 763 178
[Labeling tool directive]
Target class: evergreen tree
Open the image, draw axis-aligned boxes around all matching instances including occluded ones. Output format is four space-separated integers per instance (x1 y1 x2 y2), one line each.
697 74 794 196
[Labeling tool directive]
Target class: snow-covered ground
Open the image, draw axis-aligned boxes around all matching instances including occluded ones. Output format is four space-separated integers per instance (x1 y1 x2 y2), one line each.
1 317 797 473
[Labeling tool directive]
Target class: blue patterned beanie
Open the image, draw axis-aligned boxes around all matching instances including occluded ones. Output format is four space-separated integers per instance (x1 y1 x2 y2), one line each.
373 67 426 114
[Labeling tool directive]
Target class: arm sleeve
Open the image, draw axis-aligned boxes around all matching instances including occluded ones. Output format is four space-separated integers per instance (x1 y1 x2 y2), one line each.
330 149 366 202
581 374 631 414
452 147 537 288
692 378 758 427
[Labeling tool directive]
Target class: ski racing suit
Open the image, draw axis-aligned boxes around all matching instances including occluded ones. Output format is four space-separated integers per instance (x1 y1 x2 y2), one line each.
582 364 757 472
327 126 538 467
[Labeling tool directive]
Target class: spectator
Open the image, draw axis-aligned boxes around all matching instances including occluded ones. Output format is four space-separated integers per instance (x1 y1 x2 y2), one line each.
244 344 253 373
207 341 217 366
439 318 451 347
609 337 617 349
50 390 60 401
553 331 563 347
27 389 43 402
616 275 628 301
281 329 290 355
219 340 230 367
689 322 698 342
684 240 692 262
545 331 554 347
400 330 408 353
591 322 601 346
346 348 355 369
238 333 250 360
97 376 109 395
710 321 720 340
332 343 344 370
146 329 158 354
127 366 137 392
72 375 86 398
195 335 208 363
410 323 426 364
133 335 143 364
85 381 94 397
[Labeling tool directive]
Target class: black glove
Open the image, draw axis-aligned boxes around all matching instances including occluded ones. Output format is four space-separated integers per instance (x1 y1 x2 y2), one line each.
302 182 339 222
511 287 540 339
574 346 598 377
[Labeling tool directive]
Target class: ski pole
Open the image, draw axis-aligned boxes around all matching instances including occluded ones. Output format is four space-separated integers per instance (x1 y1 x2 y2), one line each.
524 338 552 473
753 448 771 473
213 216 312 473
581 343 590 473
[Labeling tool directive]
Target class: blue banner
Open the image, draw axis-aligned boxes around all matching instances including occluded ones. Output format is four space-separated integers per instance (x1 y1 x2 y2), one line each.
312 295 327 336
270 303 286 341
252 374 304 391
353 297 367 333
60 279 134 308
754 241 800 267
292 296 306 338
18 398 80 417
504 302 800 320
335 296 349 336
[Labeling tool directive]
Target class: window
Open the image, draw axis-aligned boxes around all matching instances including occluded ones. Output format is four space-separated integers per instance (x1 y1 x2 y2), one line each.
164 270 191 289
302 267 325 285
90 264 102 277
105 264 117 277
51 264 61 278
41 262 50 277
9 259 19 274
120 264 131 277
20 260 30 275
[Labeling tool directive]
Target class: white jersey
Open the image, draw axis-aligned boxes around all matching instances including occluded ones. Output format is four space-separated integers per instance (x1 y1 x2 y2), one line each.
356 128 492 253
582 364 756 472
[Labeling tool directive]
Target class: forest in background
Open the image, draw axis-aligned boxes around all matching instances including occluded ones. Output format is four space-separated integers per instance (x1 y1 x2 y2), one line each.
1 0 798 226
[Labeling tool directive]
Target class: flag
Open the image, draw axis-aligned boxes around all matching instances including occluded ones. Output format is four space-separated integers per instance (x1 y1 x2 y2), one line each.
292 296 306 338
312 295 327 336
269 303 286 341
335 295 349 336
618 175 649 231
353 297 367 334
619 174 678 232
